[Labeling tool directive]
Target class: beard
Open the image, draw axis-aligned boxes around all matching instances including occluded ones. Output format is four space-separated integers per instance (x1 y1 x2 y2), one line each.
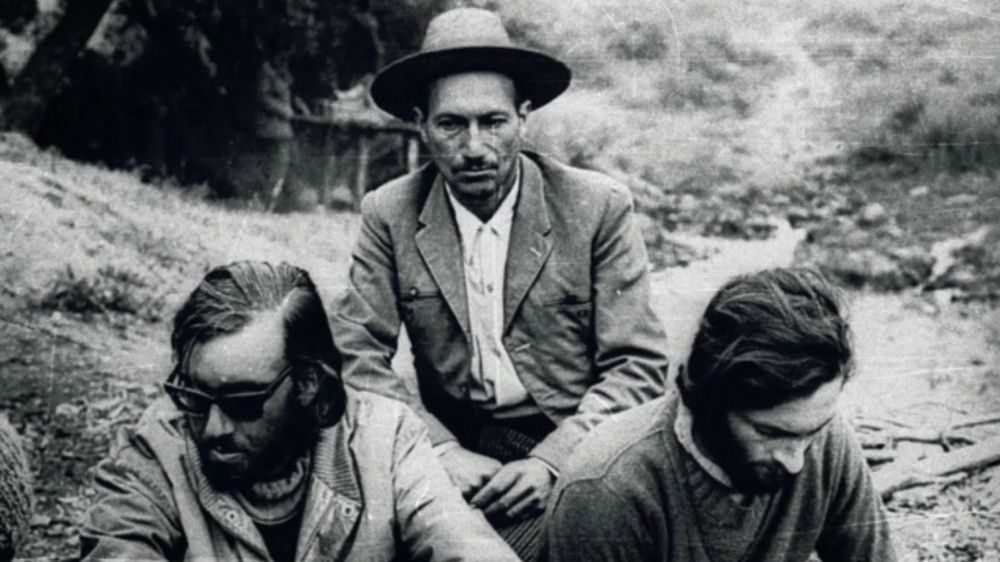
696 412 795 495
195 401 321 491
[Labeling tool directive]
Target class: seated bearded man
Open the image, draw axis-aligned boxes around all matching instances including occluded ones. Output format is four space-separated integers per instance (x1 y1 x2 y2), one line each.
80 260 518 561
546 268 898 562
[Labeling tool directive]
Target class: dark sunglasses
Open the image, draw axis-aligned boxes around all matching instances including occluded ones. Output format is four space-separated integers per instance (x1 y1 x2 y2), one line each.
163 364 294 421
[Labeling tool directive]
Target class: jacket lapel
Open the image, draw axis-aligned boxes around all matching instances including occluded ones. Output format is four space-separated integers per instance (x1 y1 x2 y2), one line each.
414 173 472 342
296 402 363 561
503 155 553 334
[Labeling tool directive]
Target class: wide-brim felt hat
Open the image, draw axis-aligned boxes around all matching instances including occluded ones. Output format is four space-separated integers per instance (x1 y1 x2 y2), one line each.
370 8 572 121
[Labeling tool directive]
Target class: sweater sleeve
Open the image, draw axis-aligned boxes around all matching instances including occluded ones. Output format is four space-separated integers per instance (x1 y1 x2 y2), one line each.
815 417 898 561
545 478 657 562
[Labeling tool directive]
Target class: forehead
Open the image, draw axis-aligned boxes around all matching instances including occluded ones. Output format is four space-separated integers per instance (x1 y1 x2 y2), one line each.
739 376 844 433
426 71 518 116
188 311 285 387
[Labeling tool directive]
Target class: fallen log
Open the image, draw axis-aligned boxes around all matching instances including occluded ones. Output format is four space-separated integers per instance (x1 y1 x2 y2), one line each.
859 428 974 450
875 435 1000 499
951 414 1000 431
864 451 897 466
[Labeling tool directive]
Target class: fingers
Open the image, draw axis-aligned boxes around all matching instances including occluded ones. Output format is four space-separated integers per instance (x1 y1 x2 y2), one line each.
470 466 519 511
443 447 502 499
483 478 532 519
506 486 545 520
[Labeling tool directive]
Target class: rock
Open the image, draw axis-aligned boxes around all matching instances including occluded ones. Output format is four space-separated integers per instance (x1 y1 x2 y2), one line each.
944 194 977 207
54 403 82 417
677 194 699 213
326 184 354 210
909 185 930 197
800 245 930 291
787 205 811 228
857 202 888 228
634 213 664 250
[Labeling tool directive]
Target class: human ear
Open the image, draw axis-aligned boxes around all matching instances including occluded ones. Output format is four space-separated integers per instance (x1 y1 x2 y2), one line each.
294 366 320 406
413 107 429 143
517 99 532 120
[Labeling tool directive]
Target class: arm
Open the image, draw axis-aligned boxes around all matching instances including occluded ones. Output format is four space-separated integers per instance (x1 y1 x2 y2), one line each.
545 479 656 562
815 418 898 561
531 189 669 471
332 191 458 445
392 408 519 562
79 432 183 560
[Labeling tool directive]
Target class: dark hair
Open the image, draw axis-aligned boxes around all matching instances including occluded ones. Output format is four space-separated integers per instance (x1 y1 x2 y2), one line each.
171 261 346 427
677 268 853 416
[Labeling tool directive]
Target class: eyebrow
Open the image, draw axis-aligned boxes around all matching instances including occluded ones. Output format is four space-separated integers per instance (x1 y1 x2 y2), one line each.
754 415 836 438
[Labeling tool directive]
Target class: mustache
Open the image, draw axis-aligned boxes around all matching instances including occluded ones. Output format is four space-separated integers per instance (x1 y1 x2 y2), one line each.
201 436 242 455
455 160 497 173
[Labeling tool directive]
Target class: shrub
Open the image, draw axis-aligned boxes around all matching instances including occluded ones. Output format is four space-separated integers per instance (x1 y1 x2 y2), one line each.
609 21 670 60
37 266 160 318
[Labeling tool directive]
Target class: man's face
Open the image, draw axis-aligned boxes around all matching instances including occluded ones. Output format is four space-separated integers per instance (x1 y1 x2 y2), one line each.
714 376 844 494
185 312 307 489
418 72 529 212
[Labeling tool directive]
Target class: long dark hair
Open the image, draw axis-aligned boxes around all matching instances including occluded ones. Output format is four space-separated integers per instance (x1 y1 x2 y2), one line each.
171 261 346 427
677 268 853 418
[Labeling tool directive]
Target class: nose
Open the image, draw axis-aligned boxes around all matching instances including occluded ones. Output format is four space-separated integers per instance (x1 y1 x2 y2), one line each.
773 441 807 475
202 404 234 440
462 122 489 159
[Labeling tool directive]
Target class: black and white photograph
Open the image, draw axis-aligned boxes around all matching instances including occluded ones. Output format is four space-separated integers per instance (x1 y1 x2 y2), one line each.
1 0 998 560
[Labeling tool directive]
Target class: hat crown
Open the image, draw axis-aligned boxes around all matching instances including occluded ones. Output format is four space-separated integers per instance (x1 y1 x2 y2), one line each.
421 8 513 52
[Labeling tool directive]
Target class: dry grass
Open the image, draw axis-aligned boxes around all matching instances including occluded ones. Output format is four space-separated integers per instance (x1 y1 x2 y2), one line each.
0 133 357 323
802 1 1000 174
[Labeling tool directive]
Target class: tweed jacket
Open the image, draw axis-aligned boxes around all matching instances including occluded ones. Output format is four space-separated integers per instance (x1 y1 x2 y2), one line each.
332 151 669 471
80 391 518 561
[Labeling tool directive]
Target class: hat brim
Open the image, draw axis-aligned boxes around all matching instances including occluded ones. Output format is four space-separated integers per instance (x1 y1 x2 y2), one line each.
370 46 572 121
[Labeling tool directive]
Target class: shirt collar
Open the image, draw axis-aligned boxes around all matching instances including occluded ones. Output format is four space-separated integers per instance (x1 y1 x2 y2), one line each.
444 162 521 244
674 399 736 489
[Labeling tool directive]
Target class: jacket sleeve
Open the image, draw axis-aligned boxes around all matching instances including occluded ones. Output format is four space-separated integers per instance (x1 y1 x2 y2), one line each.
392 407 519 562
332 191 458 445
530 188 669 471
79 431 184 560
545 478 656 561
815 418 899 561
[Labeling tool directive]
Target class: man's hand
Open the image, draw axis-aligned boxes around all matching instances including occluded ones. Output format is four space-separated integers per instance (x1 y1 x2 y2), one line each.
440 445 503 499
470 457 555 522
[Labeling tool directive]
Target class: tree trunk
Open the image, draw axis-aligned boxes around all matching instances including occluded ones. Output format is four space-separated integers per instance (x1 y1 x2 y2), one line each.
0 0 115 135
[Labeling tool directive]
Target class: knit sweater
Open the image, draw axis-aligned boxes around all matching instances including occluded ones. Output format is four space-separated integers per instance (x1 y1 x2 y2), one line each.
0 415 33 556
545 394 897 562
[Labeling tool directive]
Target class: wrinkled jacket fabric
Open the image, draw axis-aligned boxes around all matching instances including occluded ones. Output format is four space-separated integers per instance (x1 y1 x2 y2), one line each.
80 391 519 561
332 151 670 471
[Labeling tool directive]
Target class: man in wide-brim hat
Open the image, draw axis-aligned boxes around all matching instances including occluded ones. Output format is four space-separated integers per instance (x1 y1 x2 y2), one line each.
333 8 669 559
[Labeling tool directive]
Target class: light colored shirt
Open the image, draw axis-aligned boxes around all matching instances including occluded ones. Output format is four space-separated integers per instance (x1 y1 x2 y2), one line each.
444 169 535 417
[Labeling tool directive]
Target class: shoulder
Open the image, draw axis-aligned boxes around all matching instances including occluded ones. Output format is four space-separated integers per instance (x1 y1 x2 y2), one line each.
92 402 182 506
528 151 633 210
360 163 437 219
800 412 867 494
559 397 671 494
